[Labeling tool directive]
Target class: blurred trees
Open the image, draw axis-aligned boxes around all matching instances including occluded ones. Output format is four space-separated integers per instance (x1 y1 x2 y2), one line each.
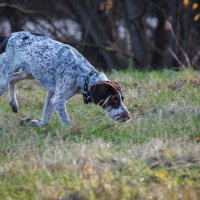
0 0 200 70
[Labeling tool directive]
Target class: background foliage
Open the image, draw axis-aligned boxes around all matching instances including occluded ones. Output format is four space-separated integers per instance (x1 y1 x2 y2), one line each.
0 0 200 70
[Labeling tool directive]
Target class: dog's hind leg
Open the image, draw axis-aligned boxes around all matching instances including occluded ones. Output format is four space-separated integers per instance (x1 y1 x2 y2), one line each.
8 70 34 113
0 53 12 96
20 90 54 127
31 91 54 127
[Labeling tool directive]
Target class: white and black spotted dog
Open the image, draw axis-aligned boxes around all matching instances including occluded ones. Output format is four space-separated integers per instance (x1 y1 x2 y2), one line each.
0 31 130 127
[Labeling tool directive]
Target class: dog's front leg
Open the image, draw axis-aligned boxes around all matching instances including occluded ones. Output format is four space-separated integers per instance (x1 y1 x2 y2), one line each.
21 91 54 127
50 88 75 126
51 96 69 126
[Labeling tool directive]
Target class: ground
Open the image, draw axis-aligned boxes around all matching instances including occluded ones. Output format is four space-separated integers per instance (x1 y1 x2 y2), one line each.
0 69 199 200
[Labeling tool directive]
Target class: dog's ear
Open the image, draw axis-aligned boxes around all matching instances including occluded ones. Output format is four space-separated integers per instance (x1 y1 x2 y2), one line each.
112 81 121 91
89 81 124 105
89 82 113 105
112 81 124 100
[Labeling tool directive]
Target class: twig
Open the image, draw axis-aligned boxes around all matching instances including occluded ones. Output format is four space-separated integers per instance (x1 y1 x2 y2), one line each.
169 27 191 67
62 40 140 64
168 48 186 68
192 50 200 66
0 3 45 16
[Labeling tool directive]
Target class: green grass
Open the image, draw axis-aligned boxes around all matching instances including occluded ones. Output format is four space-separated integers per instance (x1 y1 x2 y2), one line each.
0 69 200 199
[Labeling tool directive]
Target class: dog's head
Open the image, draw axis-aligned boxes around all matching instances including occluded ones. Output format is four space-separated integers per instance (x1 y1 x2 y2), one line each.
89 81 130 122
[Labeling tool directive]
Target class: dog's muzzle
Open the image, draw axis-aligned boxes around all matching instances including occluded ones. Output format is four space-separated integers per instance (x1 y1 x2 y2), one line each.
107 103 130 122
113 111 130 122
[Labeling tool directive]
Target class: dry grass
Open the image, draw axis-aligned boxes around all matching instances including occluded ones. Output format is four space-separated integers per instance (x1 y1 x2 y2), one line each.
0 69 199 199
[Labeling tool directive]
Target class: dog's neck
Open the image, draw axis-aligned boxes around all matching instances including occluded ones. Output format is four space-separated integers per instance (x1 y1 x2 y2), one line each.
88 71 108 88
77 69 108 94
83 70 109 104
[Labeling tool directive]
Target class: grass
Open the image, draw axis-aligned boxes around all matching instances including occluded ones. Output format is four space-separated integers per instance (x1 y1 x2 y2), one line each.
0 69 199 199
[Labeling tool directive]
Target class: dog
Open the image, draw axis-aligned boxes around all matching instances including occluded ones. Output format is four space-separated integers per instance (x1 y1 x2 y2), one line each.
0 31 130 127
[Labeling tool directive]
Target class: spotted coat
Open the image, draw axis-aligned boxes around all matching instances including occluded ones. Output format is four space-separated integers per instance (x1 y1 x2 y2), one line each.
0 31 130 127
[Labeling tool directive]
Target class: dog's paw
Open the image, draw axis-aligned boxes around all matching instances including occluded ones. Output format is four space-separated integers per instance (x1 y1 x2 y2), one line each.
9 99 19 113
20 118 45 127
31 119 45 127
20 118 32 126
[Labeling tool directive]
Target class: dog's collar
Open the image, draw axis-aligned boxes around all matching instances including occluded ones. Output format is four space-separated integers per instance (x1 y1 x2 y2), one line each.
83 71 99 104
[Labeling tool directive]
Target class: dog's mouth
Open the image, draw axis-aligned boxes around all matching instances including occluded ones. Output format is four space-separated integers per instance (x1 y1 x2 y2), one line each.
113 112 130 122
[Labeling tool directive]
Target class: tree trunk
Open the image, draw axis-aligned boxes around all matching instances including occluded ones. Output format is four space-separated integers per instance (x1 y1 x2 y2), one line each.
123 0 147 69
151 1 169 69
70 1 122 71
167 0 179 67
181 0 194 66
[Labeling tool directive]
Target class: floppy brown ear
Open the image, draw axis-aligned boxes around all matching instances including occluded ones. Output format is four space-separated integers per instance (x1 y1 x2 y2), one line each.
89 82 111 105
112 81 124 100
113 82 121 90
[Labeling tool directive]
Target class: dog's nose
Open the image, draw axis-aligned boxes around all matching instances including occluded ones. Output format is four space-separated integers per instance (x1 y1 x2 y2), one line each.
116 111 130 122
123 111 130 121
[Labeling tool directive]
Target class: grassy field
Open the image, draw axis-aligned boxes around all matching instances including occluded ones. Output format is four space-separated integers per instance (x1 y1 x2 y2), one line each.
0 69 199 200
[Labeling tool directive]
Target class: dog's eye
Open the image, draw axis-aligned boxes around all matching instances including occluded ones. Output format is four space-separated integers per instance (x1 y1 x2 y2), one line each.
112 97 119 108
114 97 118 102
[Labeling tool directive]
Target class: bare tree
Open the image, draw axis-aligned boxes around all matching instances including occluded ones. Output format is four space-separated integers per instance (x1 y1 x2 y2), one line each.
0 0 199 70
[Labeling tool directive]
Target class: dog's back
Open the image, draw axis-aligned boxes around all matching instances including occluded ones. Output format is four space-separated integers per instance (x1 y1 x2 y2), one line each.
0 32 95 91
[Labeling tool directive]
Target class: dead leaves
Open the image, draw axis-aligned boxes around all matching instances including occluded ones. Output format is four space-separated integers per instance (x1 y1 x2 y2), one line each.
155 172 168 180
99 0 113 11
130 105 145 117
168 80 185 91
168 76 200 91
194 134 200 142
187 77 200 86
